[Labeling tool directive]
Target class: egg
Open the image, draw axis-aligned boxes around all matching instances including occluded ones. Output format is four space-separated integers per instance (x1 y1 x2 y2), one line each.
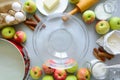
5 15 15 23
15 12 25 21
12 2 22 12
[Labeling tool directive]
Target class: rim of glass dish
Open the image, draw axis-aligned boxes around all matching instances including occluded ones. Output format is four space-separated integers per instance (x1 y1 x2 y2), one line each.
32 13 89 62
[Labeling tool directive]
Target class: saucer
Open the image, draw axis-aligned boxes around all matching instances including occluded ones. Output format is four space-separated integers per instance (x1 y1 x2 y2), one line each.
36 0 68 16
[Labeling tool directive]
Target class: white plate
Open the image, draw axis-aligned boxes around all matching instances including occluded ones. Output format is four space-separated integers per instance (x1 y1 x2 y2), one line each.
0 38 25 80
36 0 68 16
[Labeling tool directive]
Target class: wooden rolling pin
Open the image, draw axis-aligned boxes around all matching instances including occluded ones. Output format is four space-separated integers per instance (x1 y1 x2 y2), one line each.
69 0 99 15
62 0 99 21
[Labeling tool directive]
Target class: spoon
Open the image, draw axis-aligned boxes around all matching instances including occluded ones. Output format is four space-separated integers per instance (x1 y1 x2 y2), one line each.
104 64 120 69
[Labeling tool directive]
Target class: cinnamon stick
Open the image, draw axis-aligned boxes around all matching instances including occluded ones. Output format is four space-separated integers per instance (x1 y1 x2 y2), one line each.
33 14 40 22
98 46 114 57
93 48 106 62
98 51 114 60
24 23 35 31
24 20 37 27
27 25 35 30
26 18 34 21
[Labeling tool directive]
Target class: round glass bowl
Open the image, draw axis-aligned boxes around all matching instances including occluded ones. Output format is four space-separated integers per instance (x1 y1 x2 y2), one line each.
33 13 89 69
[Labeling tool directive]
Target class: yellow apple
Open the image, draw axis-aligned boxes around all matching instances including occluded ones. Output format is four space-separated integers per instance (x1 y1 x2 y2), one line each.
23 0 37 13
30 66 42 79
95 20 110 34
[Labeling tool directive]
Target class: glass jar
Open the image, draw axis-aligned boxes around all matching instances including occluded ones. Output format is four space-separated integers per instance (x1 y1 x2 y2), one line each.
85 59 109 80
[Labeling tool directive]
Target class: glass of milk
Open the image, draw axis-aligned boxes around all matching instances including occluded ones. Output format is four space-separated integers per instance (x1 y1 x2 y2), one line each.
85 59 109 79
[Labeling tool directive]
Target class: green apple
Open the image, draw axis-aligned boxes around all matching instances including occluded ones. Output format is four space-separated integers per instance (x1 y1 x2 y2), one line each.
69 0 79 4
23 0 37 13
95 20 110 34
77 68 90 80
30 66 42 80
109 17 120 30
1 26 15 39
82 10 96 24
42 75 54 80
66 75 77 80
66 62 78 73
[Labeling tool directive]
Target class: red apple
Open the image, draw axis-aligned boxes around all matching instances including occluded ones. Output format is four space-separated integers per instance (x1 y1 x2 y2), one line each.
14 31 27 43
54 69 67 80
42 64 55 74
77 68 90 80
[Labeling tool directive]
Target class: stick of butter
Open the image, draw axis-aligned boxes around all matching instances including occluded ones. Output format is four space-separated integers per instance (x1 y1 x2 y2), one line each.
43 0 59 10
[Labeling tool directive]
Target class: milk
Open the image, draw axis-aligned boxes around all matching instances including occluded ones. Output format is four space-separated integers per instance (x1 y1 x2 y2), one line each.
95 3 112 20
92 62 107 79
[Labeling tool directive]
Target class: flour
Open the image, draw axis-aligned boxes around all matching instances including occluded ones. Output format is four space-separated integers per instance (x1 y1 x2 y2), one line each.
107 32 120 54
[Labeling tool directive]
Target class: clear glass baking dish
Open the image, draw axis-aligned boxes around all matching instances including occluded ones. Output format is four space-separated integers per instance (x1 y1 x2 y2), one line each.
32 13 89 69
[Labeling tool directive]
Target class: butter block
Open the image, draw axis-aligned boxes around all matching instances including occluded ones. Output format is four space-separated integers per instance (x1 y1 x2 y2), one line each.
43 0 59 10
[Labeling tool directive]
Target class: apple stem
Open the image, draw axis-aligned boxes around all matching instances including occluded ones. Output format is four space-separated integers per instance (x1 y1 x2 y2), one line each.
100 23 104 26
34 71 37 75
88 15 91 18
58 73 61 76
27 3 29 6
9 31 11 33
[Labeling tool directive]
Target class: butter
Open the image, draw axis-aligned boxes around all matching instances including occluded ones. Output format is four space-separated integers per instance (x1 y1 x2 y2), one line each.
43 0 59 10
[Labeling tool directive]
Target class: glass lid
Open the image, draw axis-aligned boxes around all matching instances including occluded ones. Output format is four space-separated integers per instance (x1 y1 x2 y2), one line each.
33 13 89 69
